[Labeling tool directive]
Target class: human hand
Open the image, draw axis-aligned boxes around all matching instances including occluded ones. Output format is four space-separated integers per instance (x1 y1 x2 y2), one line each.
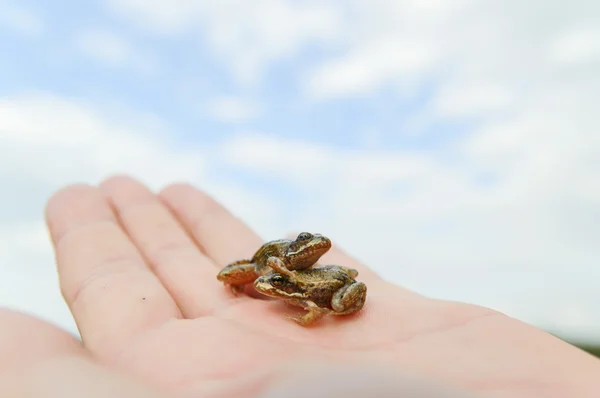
12 175 599 397
0 309 475 398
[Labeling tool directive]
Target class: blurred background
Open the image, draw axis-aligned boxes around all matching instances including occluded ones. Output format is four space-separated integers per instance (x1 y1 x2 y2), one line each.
1 1 599 354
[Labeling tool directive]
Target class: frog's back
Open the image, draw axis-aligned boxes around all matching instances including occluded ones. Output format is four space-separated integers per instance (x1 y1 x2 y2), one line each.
304 265 355 284
252 239 291 269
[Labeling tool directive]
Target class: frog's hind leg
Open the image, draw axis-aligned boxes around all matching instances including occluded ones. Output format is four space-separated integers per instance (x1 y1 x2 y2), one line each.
217 259 256 283
216 259 258 295
225 259 252 267
331 282 367 314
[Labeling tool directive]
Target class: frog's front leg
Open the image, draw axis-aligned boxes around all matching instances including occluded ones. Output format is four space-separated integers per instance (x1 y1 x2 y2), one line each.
216 259 257 295
331 282 367 314
266 256 296 277
286 300 330 326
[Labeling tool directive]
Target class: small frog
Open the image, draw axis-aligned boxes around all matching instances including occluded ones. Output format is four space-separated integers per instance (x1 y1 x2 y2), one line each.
216 232 331 294
253 256 367 326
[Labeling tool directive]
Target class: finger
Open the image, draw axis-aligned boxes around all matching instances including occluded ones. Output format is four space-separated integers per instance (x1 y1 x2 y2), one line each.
158 183 270 300
99 175 239 318
158 183 264 267
0 308 85 375
0 310 173 398
286 232 382 284
45 184 181 358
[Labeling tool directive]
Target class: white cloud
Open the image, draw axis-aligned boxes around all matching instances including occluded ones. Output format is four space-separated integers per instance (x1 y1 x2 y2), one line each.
105 0 201 35
548 26 600 66
73 28 159 75
207 97 260 123
0 93 200 186
221 133 334 182
0 1 43 37
306 0 600 99
105 0 342 83
432 80 518 118
308 37 439 99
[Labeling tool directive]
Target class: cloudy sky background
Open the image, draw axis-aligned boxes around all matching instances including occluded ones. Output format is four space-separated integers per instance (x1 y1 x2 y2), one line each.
1 0 599 344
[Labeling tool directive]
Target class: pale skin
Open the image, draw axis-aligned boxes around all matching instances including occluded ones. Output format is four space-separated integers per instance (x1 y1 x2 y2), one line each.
1 175 599 398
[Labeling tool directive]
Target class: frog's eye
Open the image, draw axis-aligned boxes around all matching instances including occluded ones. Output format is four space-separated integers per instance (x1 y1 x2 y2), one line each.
297 232 312 241
271 275 285 287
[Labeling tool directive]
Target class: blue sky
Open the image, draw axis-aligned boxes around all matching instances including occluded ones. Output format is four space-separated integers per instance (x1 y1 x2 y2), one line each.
0 0 468 149
1 0 600 343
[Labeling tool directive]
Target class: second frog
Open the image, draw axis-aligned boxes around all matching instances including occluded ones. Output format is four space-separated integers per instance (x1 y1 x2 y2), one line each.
216 232 331 294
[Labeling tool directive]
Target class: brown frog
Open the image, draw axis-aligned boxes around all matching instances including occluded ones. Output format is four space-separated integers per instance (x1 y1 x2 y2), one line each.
253 256 367 326
217 232 331 294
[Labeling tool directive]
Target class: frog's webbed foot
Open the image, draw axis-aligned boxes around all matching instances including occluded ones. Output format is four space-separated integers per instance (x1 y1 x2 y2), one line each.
286 307 328 327
266 256 296 277
230 284 245 296
331 282 367 314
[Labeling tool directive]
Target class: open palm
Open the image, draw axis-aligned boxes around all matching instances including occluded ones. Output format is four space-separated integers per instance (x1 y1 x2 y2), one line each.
41 175 600 398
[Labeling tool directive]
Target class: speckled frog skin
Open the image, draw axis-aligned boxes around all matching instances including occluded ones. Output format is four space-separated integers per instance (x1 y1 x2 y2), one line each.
217 232 331 293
